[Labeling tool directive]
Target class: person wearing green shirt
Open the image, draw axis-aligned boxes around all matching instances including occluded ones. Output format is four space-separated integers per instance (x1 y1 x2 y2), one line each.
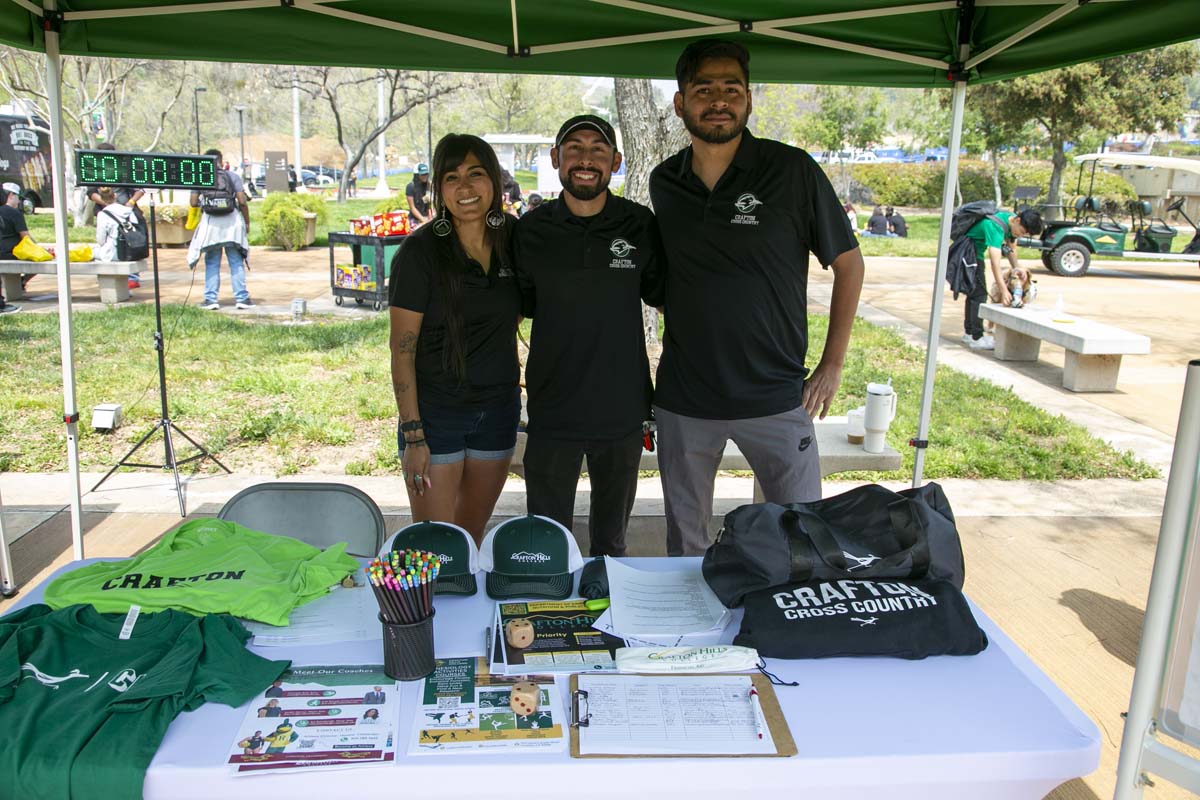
962 207 1043 350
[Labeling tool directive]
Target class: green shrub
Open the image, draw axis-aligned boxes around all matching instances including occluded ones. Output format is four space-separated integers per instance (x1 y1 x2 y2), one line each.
260 192 329 225
261 205 308 251
843 160 1139 208
373 195 410 215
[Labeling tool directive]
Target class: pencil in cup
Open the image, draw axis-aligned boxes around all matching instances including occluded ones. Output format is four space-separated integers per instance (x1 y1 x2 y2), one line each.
365 550 442 623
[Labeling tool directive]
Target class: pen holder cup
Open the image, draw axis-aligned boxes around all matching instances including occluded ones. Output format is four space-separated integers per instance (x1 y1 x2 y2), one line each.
380 610 436 681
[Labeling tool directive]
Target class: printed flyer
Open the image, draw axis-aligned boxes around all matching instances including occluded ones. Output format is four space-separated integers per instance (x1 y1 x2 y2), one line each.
226 664 398 773
494 600 624 675
407 657 565 755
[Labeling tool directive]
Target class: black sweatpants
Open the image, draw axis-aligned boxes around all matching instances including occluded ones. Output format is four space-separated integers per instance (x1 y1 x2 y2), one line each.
963 262 988 339
523 430 643 557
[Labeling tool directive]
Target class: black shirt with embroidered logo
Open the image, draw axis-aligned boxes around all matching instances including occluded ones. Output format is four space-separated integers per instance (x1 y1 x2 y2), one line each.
388 218 521 410
513 192 665 440
649 130 858 420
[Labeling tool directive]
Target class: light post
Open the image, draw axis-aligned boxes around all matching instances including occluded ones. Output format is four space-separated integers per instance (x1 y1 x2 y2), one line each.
233 104 247 181
192 86 207 153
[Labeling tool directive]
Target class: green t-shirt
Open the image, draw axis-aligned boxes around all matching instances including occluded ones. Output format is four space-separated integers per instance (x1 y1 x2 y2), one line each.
965 210 1012 263
0 603 288 800
43 518 360 625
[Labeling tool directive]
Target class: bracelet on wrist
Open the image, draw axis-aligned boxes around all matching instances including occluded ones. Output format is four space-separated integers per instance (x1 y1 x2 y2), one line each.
399 420 425 433
404 438 427 448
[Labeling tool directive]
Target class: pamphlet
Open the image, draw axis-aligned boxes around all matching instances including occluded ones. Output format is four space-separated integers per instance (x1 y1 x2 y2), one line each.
242 579 378 647
494 600 625 675
407 657 565 755
226 664 398 773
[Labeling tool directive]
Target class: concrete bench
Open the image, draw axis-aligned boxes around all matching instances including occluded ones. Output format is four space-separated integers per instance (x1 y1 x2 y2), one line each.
0 259 143 304
511 416 903 503
979 304 1150 392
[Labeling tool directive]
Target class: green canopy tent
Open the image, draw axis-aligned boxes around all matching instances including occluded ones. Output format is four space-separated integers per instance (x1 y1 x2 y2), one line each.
0 0 1196 569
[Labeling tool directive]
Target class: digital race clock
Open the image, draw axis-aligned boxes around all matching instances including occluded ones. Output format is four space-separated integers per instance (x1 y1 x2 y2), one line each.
74 150 220 190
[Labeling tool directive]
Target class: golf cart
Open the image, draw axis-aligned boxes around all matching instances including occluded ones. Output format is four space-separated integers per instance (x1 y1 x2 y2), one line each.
1014 152 1200 277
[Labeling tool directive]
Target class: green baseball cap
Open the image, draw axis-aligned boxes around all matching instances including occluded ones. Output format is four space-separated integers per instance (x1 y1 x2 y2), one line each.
381 521 478 595
479 515 585 600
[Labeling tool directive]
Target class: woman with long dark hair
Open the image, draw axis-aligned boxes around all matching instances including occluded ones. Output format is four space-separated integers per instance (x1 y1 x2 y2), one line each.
388 134 521 544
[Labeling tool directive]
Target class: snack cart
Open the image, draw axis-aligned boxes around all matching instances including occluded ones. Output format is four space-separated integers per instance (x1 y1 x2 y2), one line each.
328 212 409 311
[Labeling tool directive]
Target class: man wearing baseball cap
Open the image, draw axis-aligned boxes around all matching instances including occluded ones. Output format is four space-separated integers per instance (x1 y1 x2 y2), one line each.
512 115 665 557
0 182 32 314
405 163 432 228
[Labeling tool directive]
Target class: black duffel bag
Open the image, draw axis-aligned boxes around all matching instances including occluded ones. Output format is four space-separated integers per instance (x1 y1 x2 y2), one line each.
702 482 964 608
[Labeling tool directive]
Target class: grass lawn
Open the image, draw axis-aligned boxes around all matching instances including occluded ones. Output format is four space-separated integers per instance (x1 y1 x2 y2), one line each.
0 306 1156 481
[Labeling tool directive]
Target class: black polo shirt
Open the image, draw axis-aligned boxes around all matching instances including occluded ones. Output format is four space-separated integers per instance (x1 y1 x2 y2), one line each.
513 192 665 441
388 218 520 410
649 130 858 420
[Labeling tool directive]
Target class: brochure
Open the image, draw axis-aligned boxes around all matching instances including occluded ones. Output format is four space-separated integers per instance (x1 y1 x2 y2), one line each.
226 664 398 774
493 600 625 675
408 657 565 755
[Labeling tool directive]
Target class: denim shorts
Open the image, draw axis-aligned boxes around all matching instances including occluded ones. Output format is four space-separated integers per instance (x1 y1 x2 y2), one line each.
397 389 521 465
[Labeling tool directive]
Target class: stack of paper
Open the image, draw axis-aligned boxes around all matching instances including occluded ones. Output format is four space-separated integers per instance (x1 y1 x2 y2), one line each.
592 558 732 647
242 583 378 647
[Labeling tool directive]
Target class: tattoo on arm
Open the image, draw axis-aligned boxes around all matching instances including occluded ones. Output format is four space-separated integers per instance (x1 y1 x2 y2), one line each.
394 331 418 354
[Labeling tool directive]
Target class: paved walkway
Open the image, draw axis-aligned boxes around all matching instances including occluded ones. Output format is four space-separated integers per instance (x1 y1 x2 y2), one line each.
5 247 1200 798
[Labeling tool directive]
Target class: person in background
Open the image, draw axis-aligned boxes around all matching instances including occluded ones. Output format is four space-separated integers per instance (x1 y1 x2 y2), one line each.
961 207 1044 350
500 169 524 216
886 206 908 237
287 164 298 193
389 134 521 545
348 168 358 198
188 148 254 310
82 142 145 288
864 205 891 236
406 163 433 228
0 182 30 314
94 187 137 263
649 39 864 557
842 200 857 231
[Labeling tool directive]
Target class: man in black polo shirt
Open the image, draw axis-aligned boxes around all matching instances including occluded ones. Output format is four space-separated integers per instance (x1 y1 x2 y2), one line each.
650 40 865 556
513 114 665 556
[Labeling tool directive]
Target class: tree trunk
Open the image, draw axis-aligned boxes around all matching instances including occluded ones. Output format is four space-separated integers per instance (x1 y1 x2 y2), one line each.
1046 138 1068 222
991 151 1002 207
613 78 687 346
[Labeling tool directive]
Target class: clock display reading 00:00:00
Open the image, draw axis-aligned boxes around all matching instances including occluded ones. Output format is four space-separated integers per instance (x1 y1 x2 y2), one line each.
74 150 220 190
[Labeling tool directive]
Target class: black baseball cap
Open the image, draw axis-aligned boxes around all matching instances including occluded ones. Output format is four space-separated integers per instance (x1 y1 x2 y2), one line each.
479 515 584 600
382 521 478 595
555 115 617 149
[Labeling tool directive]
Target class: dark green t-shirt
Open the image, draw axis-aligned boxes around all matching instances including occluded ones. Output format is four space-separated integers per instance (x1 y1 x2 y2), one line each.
0 603 288 800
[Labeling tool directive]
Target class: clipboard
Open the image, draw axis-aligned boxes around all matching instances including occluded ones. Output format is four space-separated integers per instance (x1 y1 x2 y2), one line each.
567 672 797 758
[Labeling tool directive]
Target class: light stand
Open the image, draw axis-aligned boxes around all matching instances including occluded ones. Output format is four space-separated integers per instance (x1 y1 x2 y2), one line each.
0 486 17 598
91 193 230 515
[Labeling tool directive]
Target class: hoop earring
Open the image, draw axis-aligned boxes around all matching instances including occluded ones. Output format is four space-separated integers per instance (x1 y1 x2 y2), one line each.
486 210 506 230
432 218 453 237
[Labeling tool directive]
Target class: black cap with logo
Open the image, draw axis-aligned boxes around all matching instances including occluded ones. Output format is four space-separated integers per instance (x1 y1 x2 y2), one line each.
555 115 617 149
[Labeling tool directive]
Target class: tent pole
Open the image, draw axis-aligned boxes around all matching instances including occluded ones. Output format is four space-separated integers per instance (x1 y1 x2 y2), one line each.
1113 360 1200 799
911 79 966 488
43 0 86 560
0 487 16 596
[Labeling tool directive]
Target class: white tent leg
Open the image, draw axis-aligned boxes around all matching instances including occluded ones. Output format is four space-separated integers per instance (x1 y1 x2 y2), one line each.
44 0 86 561
0 486 16 596
1113 360 1200 799
911 79 967 488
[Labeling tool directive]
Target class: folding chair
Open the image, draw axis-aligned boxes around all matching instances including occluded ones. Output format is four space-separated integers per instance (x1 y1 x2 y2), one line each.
218 482 385 557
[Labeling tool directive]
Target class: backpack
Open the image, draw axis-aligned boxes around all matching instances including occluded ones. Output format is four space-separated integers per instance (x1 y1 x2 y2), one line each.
944 201 1006 299
198 169 237 216
100 208 149 261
